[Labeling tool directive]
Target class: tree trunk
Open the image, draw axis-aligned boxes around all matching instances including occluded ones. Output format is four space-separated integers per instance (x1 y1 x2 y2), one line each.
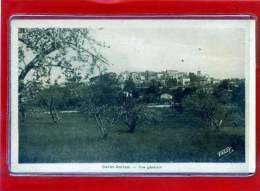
19 96 26 122
103 131 109 139
128 117 137 133
49 96 59 124
18 43 57 92
19 55 40 82
20 106 26 123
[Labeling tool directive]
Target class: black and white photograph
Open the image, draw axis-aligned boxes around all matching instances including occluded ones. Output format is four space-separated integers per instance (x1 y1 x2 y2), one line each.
9 18 255 174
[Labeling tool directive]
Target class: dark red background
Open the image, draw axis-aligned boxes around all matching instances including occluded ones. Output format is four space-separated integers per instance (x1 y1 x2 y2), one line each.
1 0 260 190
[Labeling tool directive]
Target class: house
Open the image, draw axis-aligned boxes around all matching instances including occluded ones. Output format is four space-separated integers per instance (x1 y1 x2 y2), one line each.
181 77 190 86
145 71 158 81
131 72 142 84
118 71 130 83
165 70 179 78
211 78 220 84
160 93 173 101
157 72 164 79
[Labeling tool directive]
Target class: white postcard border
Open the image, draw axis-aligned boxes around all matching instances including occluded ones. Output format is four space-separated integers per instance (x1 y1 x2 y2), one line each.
9 18 256 174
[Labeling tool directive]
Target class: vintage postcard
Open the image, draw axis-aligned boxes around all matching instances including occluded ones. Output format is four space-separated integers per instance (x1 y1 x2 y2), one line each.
9 17 255 174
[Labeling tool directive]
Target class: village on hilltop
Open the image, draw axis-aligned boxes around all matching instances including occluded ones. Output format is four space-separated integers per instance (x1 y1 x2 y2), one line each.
117 70 220 87
88 69 243 103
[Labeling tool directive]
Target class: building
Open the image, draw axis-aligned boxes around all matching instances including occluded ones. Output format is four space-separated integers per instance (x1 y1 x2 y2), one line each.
157 72 164 79
117 69 215 88
160 93 173 101
181 77 190 86
144 71 159 81
165 70 179 78
118 71 130 83
211 78 220 84
131 72 142 84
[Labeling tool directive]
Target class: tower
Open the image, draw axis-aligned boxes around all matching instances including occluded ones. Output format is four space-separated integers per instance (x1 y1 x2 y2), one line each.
197 66 201 76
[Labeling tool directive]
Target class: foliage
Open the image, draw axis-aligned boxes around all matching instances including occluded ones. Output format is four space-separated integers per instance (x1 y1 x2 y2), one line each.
182 89 227 129
18 28 109 122
213 79 232 104
80 73 122 138
170 87 196 113
165 78 177 88
189 72 200 86
19 80 43 122
18 28 108 85
83 103 122 139
143 79 161 103
121 96 161 133
231 80 245 113
88 72 123 105
123 77 140 98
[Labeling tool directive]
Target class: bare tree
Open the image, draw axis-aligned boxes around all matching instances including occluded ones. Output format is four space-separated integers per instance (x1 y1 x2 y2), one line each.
121 97 161 133
80 72 122 139
84 102 122 139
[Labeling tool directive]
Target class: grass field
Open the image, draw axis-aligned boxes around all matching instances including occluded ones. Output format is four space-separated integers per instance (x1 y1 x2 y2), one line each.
19 112 245 163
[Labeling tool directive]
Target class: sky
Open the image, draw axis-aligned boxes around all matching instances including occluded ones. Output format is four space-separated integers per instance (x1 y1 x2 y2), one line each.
89 19 250 79
17 19 253 81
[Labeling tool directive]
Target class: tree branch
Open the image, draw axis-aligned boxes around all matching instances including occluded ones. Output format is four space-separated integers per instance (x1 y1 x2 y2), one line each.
18 40 57 84
64 41 109 65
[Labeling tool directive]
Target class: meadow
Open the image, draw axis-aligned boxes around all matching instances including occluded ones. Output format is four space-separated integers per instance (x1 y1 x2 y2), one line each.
19 110 245 163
